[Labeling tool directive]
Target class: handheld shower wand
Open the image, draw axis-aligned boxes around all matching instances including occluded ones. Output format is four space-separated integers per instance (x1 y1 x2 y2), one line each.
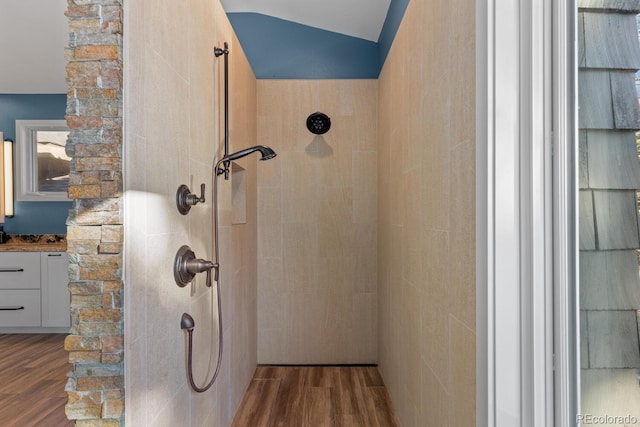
215 145 277 178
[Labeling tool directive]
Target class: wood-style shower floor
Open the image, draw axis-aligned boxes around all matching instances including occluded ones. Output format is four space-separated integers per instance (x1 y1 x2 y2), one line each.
231 366 401 427
0 335 401 426
0 334 72 427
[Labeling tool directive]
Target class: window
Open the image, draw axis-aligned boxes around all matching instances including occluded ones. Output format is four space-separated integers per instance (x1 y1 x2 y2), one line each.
16 120 70 202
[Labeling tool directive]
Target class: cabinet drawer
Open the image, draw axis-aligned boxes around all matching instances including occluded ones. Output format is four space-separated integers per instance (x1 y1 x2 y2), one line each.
0 290 41 326
0 252 41 290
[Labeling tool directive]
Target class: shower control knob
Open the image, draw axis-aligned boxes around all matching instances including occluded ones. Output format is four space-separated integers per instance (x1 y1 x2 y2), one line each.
176 184 206 215
174 245 216 288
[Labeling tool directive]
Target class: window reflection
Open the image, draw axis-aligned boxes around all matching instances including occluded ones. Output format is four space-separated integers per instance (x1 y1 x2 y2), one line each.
36 131 69 193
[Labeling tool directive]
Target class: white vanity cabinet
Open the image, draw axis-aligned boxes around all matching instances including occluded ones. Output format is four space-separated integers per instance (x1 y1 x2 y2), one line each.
0 252 41 327
0 251 70 331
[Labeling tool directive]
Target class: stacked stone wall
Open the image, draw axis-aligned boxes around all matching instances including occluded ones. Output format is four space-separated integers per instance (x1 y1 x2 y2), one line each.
63 0 124 425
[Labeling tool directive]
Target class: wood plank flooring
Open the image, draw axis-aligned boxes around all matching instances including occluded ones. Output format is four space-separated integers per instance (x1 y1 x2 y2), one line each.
0 334 72 427
231 366 401 427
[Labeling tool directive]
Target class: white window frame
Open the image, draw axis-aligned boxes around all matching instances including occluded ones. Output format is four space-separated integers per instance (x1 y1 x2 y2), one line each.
15 119 71 202
477 0 578 426
551 1 580 425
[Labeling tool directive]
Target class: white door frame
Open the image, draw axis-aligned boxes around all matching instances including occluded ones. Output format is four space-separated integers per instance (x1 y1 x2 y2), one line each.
476 0 578 425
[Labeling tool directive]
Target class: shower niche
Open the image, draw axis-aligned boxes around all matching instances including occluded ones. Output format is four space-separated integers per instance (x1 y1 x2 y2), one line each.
231 162 246 224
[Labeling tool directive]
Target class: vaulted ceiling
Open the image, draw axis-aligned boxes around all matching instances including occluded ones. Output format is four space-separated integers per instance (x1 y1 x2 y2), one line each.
220 0 392 42
0 0 406 92
221 0 408 78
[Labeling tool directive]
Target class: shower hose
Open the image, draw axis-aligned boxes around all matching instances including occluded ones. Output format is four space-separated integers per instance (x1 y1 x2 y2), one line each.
184 160 226 393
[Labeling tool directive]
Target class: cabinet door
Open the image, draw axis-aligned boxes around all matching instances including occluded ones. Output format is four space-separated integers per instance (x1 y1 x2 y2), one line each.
41 252 70 327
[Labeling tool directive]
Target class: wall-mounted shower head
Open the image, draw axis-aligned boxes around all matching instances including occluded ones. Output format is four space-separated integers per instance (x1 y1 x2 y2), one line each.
216 145 277 177
306 112 331 135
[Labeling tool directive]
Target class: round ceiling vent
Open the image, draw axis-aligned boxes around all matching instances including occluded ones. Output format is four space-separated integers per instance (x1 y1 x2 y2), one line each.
306 112 331 135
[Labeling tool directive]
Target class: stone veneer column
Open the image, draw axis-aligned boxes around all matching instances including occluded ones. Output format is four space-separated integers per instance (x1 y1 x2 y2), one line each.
63 0 124 425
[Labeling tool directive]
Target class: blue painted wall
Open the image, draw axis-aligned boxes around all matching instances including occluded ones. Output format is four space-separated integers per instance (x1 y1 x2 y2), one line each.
378 0 410 66
226 0 409 78
0 94 70 234
227 13 379 79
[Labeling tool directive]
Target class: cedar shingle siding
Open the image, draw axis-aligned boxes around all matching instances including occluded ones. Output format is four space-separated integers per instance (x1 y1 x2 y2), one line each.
579 0 640 417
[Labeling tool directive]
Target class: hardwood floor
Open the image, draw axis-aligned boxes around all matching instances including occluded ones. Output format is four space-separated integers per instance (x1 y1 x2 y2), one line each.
0 337 400 427
0 334 72 427
231 366 401 427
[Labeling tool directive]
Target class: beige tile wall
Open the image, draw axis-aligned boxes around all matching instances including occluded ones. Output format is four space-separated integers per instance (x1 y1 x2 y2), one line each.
377 0 476 425
123 0 475 422
256 80 378 364
123 0 258 425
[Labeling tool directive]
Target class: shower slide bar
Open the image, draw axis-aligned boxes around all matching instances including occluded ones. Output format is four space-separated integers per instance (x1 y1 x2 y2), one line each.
214 42 231 179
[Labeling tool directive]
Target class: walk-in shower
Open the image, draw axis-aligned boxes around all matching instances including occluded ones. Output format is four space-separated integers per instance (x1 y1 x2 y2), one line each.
173 43 276 393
